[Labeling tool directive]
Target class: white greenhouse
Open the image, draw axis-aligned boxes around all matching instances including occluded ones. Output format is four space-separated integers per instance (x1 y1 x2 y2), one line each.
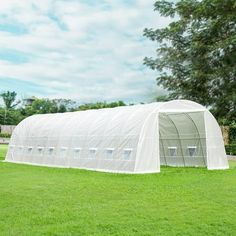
6 100 228 173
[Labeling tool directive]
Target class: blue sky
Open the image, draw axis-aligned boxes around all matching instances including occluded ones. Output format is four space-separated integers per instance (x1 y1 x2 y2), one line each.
0 0 171 103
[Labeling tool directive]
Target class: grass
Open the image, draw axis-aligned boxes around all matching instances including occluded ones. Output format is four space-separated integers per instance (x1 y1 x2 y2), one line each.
0 144 8 161
0 145 236 235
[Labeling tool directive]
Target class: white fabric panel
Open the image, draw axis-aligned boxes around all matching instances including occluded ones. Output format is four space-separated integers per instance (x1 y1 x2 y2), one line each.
135 111 160 173
6 103 163 173
158 100 205 112
204 111 229 170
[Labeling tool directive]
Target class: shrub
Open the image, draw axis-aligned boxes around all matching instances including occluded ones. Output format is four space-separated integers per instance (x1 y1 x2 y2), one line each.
225 144 236 155
0 133 11 138
229 122 236 144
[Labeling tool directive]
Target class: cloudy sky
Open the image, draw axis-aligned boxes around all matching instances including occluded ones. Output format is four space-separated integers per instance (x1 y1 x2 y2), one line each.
0 0 171 103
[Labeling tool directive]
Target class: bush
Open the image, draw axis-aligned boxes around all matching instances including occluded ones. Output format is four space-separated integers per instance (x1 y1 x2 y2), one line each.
229 121 236 144
225 144 236 155
0 133 11 138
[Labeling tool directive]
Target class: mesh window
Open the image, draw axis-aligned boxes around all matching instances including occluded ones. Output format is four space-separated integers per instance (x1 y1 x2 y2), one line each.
168 147 177 157
123 149 132 160
60 147 68 158
48 147 54 155
37 147 44 155
187 146 197 157
73 148 81 159
27 146 33 153
89 148 97 159
18 146 23 153
105 148 114 159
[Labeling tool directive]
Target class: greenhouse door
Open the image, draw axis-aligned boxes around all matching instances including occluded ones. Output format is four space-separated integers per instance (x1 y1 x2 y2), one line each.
159 112 207 167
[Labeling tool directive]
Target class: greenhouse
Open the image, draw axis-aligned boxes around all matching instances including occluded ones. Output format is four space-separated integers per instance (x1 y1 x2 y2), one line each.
6 100 229 173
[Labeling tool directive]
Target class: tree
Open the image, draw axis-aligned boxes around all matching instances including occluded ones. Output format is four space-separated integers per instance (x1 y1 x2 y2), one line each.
52 99 75 113
30 99 58 114
21 98 75 116
156 95 171 102
144 0 236 121
0 91 20 109
76 101 126 111
0 108 25 125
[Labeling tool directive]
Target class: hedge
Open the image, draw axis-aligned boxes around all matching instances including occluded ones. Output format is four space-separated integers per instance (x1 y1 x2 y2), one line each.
229 122 236 144
225 144 236 156
0 133 11 138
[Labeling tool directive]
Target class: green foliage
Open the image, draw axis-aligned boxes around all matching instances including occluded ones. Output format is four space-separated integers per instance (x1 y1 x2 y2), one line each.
144 0 236 121
225 144 236 155
23 99 126 115
23 98 73 115
155 95 171 102
0 91 19 109
229 121 236 144
0 90 127 125
77 101 126 111
0 133 11 138
19 98 76 116
0 108 25 125
0 149 235 235
0 91 25 125
0 91 127 125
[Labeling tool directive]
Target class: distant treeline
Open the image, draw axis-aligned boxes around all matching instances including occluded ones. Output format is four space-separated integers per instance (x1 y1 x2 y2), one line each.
0 91 126 125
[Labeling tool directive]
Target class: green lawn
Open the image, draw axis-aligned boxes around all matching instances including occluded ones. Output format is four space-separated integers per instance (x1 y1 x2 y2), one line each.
0 144 8 161
0 145 236 235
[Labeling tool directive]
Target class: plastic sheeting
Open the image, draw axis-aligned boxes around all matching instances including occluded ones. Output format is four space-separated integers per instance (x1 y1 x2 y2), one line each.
5 100 229 173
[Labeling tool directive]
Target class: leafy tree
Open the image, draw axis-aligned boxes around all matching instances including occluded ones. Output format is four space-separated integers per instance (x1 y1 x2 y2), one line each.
156 95 171 102
144 0 236 121
77 101 126 111
0 91 20 109
21 98 75 116
52 99 75 113
0 91 21 124
30 99 57 114
0 108 25 125
0 96 126 125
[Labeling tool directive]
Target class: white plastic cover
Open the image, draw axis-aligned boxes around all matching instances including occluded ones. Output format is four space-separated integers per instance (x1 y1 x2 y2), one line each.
6 100 228 173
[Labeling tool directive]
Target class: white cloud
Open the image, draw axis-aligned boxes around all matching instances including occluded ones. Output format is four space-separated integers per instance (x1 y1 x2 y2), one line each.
0 0 170 103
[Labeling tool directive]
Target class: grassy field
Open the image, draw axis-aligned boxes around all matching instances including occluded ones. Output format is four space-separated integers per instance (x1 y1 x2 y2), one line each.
0 144 8 161
0 145 236 235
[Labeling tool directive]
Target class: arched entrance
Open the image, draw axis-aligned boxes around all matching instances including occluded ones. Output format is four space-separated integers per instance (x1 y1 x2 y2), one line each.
159 111 207 167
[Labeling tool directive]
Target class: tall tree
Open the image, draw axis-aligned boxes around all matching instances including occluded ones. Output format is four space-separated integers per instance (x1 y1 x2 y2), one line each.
0 91 19 109
144 0 236 121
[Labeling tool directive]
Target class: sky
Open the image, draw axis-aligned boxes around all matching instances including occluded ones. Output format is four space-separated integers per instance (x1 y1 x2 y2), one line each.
0 0 171 104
